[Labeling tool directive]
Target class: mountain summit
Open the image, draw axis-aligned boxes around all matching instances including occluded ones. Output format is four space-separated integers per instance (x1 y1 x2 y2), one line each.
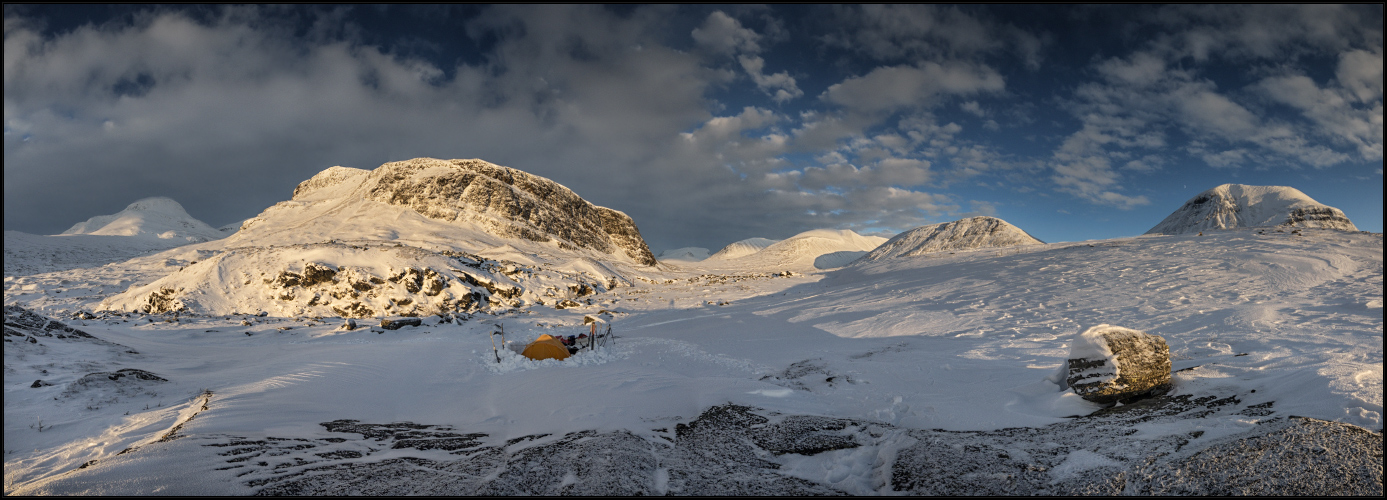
1145 184 1357 235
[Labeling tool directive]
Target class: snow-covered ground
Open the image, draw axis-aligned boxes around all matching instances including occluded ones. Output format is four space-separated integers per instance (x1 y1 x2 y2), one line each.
5 226 1381 494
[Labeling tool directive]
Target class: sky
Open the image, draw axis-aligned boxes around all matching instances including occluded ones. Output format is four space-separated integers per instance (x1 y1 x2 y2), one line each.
4 5 1382 252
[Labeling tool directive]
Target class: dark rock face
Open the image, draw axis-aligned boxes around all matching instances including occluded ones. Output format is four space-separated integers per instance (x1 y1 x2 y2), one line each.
358 158 657 266
380 317 423 330
1284 206 1355 228
1067 326 1172 405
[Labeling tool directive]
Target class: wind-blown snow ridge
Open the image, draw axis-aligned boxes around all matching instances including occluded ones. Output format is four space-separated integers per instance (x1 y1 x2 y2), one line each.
855 216 1043 263
1145 184 1357 235
60 197 224 242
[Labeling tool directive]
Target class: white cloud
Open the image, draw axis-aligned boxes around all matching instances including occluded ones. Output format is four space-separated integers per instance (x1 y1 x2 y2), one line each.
960 100 985 117
1095 52 1166 87
821 62 1004 114
738 55 802 102
822 5 1047 67
1337 49 1383 104
691 11 760 55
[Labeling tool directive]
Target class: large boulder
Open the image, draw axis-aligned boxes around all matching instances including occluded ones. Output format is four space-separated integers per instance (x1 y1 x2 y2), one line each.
1066 325 1171 404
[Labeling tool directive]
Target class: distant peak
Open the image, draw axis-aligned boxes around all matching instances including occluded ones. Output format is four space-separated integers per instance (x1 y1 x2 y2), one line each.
1146 184 1356 235
855 216 1042 263
59 196 223 241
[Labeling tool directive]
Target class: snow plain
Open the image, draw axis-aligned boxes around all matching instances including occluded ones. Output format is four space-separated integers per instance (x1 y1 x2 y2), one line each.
4 224 1381 494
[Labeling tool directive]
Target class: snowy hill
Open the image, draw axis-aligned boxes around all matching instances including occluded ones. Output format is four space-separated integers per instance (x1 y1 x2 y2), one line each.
657 247 710 262
1146 184 1358 235
706 237 779 260
86 158 663 316
61 197 225 242
854 216 1043 263
705 229 887 271
5 198 227 277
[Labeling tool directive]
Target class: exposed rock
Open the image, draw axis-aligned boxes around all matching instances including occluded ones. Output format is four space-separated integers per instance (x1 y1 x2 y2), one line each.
4 305 99 341
341 319 357 331
380 317 422 330
1066 325 1171 404
143 287 186 314
31 379 52 388
359 158 657 266
554 299 582 310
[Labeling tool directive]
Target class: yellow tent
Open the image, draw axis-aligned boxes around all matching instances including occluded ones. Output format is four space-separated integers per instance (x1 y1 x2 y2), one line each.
521 334 570 361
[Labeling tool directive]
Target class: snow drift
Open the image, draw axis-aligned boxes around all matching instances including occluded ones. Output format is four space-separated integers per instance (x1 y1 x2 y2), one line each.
1146 184 1357 235
854 216 1042 263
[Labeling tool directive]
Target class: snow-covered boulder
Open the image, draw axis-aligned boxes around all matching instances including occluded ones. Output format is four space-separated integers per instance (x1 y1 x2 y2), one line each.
1145 184 1357 235
1065 325 1172 404
854 216 1042 263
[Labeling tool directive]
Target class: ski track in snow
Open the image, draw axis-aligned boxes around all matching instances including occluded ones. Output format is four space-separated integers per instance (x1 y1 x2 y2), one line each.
3 227 1382 494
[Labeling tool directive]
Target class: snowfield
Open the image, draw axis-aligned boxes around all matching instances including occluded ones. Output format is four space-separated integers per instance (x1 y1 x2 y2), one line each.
4 226 1381 495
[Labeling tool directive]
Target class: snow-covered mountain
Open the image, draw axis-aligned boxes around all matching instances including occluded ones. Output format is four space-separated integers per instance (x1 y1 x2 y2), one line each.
657 247 711 262
705 229 887 271
854 216 1043 263
1145 184 1358 235
4 198 228 277
95 158 661 316
232 159 657 266
706 237 779 260
61 197 225 242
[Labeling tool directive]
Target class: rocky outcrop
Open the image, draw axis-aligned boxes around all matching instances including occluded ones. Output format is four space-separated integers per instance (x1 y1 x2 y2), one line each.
359 158 657 266
1066 325 1171 404
1146 184 1357 235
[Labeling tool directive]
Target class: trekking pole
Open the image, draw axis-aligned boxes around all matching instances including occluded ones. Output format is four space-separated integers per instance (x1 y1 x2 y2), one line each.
490 323 503 363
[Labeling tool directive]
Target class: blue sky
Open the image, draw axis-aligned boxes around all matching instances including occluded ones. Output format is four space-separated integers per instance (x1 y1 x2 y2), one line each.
4 5 1382 251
